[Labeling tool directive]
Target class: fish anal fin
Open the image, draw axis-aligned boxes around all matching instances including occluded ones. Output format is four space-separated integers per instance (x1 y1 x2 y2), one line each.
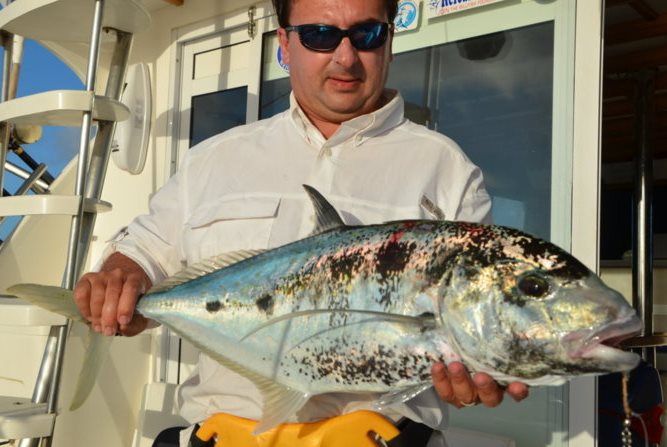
253 383 310 434
375 383 432 411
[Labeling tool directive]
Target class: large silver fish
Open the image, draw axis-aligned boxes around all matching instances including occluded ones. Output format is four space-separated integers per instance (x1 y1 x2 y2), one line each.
8 186 642 431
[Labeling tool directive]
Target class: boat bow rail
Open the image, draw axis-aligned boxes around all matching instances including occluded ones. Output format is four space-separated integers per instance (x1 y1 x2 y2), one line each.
0 0 150 445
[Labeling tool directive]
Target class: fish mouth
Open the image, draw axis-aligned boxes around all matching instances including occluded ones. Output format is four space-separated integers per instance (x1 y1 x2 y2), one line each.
566 313 643 370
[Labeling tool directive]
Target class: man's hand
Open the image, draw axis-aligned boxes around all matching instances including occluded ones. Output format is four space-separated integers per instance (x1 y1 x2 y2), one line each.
432 361 529 408
73 252 153 337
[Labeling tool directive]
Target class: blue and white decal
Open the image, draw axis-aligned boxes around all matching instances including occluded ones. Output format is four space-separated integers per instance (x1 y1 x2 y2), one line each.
394 0 419 33
427 0 507 18
276 46 289 72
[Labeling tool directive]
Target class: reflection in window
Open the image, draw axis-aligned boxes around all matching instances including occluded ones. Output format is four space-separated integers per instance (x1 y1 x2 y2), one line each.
190 86 248 147
387 22 554 239
260 77 291 120
259 23 555 239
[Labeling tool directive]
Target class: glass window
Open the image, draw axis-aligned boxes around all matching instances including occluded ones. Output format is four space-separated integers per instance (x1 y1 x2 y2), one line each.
387 22 555 239
260 23 556 240
260 76 290 119
260 33 291 119
190 86 248 147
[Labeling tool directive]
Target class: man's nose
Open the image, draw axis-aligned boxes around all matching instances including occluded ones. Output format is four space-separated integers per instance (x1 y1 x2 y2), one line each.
332 37 359 67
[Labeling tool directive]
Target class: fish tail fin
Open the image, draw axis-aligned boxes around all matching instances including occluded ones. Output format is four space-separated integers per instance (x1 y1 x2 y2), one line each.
70 331 112 410
6 283 108 410
6 283 85 323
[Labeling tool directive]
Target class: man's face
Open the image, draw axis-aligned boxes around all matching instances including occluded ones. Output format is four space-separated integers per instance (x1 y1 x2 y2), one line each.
277 0 393 128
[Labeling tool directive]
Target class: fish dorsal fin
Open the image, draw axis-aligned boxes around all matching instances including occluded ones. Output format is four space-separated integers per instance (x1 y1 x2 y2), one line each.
375 383 433 411
6 284 84 323
148 249 265 293
302 185 345 235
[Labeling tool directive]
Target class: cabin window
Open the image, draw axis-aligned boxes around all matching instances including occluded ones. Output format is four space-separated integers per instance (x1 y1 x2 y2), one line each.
259 23 555 239
190 86 248 146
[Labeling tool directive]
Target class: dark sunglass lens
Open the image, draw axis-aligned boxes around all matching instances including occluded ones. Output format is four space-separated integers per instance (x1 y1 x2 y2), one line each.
350 23 387 50
300 25 342 51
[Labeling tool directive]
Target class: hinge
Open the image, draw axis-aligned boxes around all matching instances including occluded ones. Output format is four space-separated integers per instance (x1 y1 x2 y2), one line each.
248 5 256 39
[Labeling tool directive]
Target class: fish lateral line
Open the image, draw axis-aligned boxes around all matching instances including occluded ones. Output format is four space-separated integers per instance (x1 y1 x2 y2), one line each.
240 309 437 342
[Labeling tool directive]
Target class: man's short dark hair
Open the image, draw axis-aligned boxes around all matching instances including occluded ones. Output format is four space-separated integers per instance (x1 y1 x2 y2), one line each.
271 0 399 28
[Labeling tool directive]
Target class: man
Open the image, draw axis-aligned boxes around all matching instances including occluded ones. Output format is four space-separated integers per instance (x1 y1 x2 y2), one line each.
74 0 528 445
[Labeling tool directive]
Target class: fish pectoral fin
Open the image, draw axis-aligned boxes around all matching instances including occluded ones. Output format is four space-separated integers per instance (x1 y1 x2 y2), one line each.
6 283 84 323
241 309 431 342
254 383 310 434
70 330 112 410
375 383 433 410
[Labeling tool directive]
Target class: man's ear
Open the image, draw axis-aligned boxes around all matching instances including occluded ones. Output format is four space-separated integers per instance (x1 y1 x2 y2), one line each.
277 27 290 65
388 27 394 62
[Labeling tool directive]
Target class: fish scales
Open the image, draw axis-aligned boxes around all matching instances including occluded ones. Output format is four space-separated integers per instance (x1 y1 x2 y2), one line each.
138 220 461 393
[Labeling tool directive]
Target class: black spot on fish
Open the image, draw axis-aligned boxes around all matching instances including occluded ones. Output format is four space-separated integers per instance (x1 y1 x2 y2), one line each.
206 300 222 313
256 294 274 314
376 239 414 279
328 252 364 284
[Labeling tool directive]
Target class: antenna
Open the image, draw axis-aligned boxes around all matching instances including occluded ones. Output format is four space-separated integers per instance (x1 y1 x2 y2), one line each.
112 62 151 174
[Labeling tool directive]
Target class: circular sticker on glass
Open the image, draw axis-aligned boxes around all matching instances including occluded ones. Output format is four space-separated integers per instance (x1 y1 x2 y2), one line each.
395 0 418 32
277 46 289 72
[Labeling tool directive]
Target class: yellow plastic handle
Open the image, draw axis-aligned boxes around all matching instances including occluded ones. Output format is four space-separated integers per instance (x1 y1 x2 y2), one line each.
195 410 400 447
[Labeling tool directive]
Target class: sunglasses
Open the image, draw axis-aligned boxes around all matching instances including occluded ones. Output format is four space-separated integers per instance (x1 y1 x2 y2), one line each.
284 22 392 52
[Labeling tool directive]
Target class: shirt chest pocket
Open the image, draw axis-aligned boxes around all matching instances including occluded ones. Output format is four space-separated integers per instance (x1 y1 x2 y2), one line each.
183 196 281 263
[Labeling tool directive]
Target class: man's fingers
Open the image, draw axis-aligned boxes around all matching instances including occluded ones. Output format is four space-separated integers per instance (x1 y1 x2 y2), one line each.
118 315 148 337
446 362 477 406
432 363 529 409
101 273 125 336
117 274 144 327
473 372 503 407
432 361 477 408
506 381 529 402
87 274 109 331
73 278 92 321
432 362 456 403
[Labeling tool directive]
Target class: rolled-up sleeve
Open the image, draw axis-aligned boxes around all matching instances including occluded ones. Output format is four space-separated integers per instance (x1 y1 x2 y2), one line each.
110 170 185 285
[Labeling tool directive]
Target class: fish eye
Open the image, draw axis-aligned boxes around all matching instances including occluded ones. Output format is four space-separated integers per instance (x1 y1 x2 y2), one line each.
518 274 550 298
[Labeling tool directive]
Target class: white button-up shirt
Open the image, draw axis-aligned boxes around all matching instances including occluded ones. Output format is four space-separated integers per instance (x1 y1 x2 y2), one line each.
112 91 491 446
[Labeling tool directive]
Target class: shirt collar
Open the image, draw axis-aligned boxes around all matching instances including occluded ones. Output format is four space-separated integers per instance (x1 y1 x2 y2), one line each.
289 90 405 149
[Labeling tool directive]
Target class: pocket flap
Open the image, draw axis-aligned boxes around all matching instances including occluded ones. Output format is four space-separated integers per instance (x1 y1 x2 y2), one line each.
186 195 281 229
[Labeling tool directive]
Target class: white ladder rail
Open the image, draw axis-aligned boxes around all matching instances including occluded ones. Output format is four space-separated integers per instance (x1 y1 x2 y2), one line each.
0 0 147 445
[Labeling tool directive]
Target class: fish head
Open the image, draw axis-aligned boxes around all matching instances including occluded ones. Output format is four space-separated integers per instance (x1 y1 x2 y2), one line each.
438 225 642 383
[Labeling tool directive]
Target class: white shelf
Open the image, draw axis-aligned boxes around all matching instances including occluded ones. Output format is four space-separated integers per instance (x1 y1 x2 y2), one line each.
0 0 151 43
0 90 129 126
0 195 112 217
0 297 65 327
0 396 53 440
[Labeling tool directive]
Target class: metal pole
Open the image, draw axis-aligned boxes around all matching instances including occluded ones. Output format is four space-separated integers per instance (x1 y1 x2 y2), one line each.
4 160 50 192
631 70 655 367
14 163 48 196
17 2 108 447
0 31 14 196
74 29 133 276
